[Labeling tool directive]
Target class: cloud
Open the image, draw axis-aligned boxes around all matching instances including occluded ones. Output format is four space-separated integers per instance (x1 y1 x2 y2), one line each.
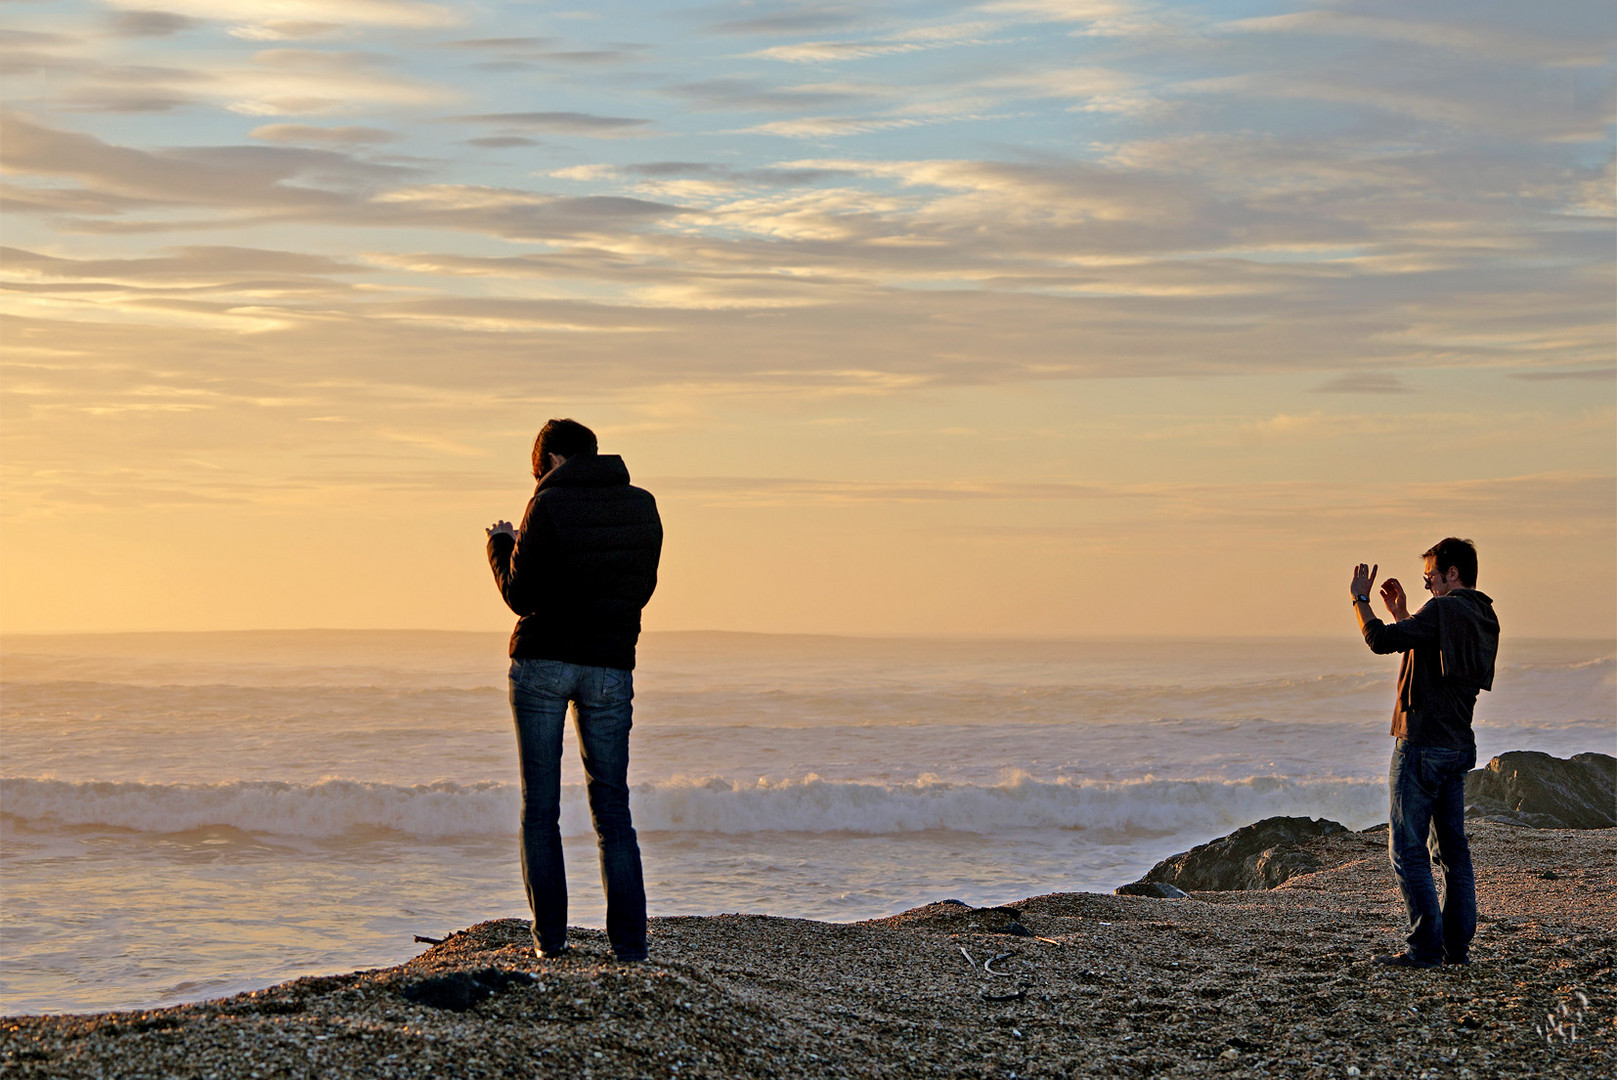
1185 70 1606 142
610 161 844 188
978 66 1160 116
653 475 1131 505
451 111 651 136
2 116 690 244
2 0 1609 404
747 16 1006 63
701 4 863 36
227 22 344 42
466 135 539 148
977 0 1154 36
1312 372 1414 394
444 37 558 50
738 116 929 137
0 113 415 211
2 33 455 118
437 35 648 69
748 40 931 63
1508 367 1617 382
221 49 454 116
101 0 458 30
106 10 203 38
645 473 1617 529
978 0 1133 17
1 245 369 284
7 106 1606 385
664 77 883 112
249 124 398 147
58 91 199 114
1227 8 1610 66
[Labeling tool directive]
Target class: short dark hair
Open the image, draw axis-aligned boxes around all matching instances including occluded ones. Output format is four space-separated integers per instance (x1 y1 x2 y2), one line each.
1423 537 1478 588
533 418 598 477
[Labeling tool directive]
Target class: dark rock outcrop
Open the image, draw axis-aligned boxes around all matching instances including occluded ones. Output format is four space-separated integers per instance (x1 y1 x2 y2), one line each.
1114 881 1190 899
1119 816 1349 893
1465 751 1615 829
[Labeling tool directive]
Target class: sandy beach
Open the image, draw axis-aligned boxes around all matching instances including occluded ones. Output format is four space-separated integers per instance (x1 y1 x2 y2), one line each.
2 821 1611 1078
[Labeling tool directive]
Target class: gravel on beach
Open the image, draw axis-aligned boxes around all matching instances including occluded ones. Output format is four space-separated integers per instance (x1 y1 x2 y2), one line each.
4 823 1612 1079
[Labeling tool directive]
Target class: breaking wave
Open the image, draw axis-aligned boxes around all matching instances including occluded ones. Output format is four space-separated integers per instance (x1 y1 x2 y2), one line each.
0 772 1386 840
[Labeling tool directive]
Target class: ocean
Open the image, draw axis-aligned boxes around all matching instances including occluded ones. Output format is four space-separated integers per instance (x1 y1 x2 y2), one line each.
1 630 1610 1016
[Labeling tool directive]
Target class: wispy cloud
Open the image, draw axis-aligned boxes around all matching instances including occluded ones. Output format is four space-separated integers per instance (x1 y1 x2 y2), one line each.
102 0 460 31
105 11 204 38
1509 367 1617 382
707 5 863 37
451 111 651 135
249 123 398 147
1312 373 1414 395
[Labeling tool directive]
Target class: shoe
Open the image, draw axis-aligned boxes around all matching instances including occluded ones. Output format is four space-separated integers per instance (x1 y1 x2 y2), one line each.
535 945 571 960
1372 952 1440 969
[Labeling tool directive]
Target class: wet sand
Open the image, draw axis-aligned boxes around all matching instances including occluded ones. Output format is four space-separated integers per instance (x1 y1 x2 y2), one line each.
3 822 1612 1078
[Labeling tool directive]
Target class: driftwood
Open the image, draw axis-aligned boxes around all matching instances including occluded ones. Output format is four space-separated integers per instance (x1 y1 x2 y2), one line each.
982 952 1018 977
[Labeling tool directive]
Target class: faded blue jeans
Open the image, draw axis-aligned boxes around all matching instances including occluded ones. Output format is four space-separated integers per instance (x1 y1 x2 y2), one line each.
1388 739 1477 963
509 659 647 961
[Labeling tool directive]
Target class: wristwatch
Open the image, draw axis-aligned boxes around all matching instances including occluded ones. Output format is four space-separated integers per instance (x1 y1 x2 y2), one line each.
1353 594 1370 604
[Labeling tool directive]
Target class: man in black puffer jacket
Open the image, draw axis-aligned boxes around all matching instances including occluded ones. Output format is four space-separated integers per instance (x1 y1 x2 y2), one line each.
486 418 662 962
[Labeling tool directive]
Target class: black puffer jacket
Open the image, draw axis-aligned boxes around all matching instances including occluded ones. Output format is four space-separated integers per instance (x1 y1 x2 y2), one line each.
486 453 662 670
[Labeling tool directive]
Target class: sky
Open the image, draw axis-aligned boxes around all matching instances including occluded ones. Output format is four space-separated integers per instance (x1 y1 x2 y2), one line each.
1 0 1613 638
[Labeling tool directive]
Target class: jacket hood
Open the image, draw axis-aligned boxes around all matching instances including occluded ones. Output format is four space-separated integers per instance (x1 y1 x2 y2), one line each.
536 452 631 491
1433 589 1499 692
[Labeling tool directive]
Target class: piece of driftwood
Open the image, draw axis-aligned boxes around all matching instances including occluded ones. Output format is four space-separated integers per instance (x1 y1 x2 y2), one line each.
414 935 445 945
983 952 1018 977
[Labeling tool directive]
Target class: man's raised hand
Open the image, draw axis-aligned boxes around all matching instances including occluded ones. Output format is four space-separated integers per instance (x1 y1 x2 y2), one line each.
1380 577 1409 621
1351 562 1378 599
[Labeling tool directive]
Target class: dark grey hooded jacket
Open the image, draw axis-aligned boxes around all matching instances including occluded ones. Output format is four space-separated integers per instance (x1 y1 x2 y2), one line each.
1362 588 1499 751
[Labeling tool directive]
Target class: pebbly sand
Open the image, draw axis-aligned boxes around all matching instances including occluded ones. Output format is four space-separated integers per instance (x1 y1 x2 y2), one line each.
3 822 1611 1079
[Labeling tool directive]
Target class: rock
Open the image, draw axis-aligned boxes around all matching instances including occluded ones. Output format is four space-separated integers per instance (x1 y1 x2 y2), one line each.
1464 751 1615 829
1113 881 1190 899
979 905 1026 934
401 967 535 1011
1121 816 1350 892
402 973 491 1011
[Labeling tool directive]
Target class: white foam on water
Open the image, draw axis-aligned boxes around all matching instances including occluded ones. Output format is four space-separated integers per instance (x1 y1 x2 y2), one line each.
1 631 1608 1015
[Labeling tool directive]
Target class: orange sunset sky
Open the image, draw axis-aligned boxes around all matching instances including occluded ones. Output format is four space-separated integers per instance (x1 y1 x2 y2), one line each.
1 1 1613 639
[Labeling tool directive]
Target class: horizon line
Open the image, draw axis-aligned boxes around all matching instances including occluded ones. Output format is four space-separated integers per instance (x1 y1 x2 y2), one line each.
1 627 1612 645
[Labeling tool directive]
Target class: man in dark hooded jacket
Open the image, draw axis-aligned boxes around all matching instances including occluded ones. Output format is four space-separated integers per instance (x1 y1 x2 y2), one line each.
487 418 662 962
1350 537 1499 969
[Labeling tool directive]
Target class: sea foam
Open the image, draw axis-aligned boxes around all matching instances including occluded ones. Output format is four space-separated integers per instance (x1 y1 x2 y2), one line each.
0 772 1387 840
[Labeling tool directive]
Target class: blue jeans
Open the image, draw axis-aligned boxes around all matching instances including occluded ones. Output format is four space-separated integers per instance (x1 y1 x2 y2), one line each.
1388 739 1477 963
509 659 647 961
